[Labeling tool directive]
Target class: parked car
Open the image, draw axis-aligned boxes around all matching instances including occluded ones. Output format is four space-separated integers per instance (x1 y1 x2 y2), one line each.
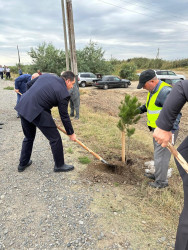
154 70 185 80
78 72 98 87
93 75 131 90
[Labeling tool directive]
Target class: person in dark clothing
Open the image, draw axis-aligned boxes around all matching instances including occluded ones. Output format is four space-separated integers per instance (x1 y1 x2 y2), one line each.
14 74 31 118
153 80 188 249
18 68 22 75
69 83 80 119
15 71 76 173
137 69 181 188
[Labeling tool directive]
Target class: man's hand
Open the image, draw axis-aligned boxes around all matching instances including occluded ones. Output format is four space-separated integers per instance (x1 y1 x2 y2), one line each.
69 133 76 141
14 89 19 93
153 127 172 147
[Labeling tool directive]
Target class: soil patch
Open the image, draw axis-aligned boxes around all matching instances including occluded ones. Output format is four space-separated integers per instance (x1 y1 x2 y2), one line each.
80 152 149 186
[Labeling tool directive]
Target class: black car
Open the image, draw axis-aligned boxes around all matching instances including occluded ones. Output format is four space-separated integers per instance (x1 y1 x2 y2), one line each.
93 75 131 90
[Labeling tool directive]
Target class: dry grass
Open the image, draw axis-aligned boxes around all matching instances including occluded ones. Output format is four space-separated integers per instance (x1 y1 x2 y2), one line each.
52 103 183 227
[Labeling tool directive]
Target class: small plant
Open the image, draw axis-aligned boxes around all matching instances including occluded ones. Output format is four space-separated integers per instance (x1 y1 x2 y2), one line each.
117 94 141 163
67 148 73 154
4 86 14 90
78 156 91 164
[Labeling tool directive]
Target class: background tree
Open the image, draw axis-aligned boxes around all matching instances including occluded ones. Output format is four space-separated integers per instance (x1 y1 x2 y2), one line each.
119 62 137 81
117 95 141 163
77 41 113 74
28 42 66 75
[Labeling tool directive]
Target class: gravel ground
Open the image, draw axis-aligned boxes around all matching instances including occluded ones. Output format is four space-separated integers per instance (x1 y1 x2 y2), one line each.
0 80 105 250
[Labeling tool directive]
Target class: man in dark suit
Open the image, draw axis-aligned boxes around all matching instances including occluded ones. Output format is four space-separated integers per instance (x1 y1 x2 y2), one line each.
15 71 76 173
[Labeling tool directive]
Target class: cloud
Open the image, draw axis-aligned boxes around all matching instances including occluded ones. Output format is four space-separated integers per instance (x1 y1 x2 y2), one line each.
1 0 188 65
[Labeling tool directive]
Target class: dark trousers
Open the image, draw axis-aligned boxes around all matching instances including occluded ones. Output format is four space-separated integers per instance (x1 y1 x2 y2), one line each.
6 72 10 79
175 136 188 250
0 72 3 79
70 97 80 118
19 111 64 168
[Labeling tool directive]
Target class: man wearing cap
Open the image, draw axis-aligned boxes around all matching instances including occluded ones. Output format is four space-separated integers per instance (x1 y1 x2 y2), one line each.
137 69 181 188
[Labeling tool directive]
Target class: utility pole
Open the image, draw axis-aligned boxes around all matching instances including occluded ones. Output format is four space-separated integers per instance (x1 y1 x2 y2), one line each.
156 48 160 59
66 0 78 76
61 0 69 70
17 45 21 67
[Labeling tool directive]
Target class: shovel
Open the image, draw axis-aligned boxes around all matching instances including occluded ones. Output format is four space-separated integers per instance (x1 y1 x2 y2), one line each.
167 142 188 173
56 123 108 164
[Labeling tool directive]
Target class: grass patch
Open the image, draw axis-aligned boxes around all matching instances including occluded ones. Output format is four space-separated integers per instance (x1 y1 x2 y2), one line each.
67 147 73 154
78 156 91 164
4 86 14 90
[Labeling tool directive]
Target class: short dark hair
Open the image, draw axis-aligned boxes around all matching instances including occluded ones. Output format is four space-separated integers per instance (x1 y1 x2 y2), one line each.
61 71 75 81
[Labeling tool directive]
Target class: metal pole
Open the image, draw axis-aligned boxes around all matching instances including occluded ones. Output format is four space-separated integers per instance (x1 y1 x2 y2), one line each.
66 0 78 76
61 0 69 71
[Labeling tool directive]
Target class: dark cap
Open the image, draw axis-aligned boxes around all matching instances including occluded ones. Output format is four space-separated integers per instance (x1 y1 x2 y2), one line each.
137 69 156 89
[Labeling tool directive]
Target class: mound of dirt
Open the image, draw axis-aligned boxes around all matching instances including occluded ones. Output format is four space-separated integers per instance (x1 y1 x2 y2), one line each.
80 153 150 186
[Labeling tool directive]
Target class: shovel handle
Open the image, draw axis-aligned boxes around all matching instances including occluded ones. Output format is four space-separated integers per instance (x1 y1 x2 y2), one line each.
167 142 188 173
56 124 103 161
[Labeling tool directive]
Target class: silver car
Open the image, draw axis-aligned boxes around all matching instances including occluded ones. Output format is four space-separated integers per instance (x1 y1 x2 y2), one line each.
78 72 98 87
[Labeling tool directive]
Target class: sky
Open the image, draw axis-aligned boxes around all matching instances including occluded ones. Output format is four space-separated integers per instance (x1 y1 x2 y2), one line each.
1 0 188 66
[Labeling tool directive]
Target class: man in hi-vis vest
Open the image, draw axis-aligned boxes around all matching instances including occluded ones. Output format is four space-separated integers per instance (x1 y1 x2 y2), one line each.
137 69 181 188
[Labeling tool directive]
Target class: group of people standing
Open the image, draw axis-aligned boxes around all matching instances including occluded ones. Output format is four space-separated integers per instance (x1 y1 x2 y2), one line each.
0 65 11 79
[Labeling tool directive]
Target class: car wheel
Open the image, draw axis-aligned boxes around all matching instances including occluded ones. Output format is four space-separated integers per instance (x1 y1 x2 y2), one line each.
81 82 86 87
124 83 128 88
103 84 108 90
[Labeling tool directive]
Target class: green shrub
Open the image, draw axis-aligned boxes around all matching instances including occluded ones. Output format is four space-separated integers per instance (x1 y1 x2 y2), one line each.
119 62 137 80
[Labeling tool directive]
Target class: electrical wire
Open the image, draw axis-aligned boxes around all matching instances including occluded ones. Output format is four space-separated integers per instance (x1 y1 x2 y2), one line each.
116 0 188 23
98 0 188 28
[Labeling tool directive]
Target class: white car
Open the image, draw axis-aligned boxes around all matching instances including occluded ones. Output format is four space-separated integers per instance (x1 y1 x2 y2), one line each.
154 70 185 80
78 72 98 87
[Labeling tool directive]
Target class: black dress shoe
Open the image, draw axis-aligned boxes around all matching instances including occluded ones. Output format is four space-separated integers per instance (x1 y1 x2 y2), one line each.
18 160 32 172
149 181 168 189
0 123 4 125
144 173 155 180
54 164 74 172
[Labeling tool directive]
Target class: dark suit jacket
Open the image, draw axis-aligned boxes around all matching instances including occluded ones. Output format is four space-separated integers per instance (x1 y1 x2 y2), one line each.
15 74 31 93
15 74 74 135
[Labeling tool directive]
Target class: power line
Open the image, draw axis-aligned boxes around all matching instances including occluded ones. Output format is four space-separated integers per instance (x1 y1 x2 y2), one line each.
98 0 188 28
116 0 188 23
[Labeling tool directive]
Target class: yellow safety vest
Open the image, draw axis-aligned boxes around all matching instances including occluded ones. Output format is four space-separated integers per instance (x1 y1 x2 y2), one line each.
146 82 172 128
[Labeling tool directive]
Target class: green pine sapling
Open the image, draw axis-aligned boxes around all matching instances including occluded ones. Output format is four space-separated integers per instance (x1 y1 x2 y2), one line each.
117 94 141 163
